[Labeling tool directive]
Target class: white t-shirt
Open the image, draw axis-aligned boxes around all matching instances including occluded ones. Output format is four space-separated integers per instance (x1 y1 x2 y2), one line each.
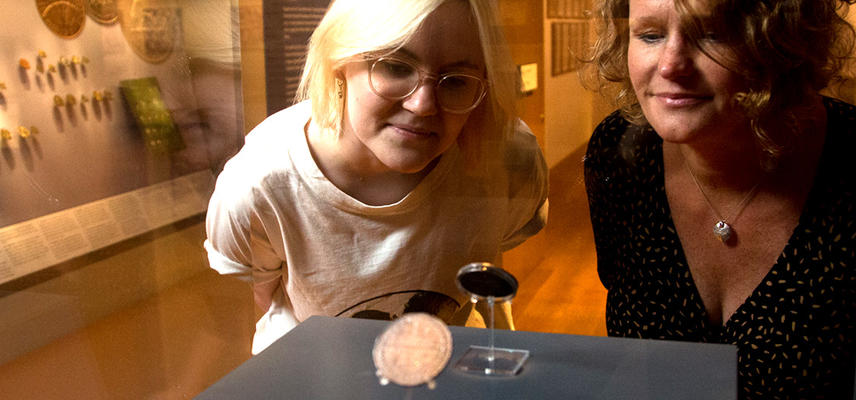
205 101 548 353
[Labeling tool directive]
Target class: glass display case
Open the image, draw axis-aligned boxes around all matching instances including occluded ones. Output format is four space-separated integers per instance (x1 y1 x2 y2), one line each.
3 0 853 398
0 0 242 282
0 1 247 397
0 0 624 398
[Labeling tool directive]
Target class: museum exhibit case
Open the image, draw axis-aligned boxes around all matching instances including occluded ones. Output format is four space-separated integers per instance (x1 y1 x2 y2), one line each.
0 1 249 398
5 0 822 398
0 0 244 276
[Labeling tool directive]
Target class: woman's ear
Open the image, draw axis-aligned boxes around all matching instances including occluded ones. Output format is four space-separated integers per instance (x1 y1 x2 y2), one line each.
333 67 347 81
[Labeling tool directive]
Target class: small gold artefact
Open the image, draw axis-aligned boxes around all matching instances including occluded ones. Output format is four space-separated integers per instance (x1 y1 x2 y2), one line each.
53 95 64 107
72 56 81 64
0 129 11 141
80 94 88 103
19 58 30 69
87 0 118 24
36 0 86 39
38 50 47 58
48 64 57 73
92 90 103 101
65 94 77 105
60 56 70 66
18 126 31 139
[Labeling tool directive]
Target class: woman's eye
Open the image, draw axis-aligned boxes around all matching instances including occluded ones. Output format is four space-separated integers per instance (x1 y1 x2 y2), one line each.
442 75 469 89
635 32 663 43
702 31 720 42
378 60 413 78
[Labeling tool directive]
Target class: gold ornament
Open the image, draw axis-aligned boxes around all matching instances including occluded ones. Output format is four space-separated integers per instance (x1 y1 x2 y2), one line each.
36 0 86 39
117 0 178 64
87 0 119 24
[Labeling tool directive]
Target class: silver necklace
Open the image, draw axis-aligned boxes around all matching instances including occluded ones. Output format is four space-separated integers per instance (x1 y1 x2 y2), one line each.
683 156 761 243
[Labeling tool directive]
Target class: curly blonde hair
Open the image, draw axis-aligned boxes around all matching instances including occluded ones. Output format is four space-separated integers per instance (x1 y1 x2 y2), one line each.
584 0 856 167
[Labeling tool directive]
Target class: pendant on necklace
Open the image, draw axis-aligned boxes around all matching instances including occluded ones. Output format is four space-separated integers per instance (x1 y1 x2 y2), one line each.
713 221 733 243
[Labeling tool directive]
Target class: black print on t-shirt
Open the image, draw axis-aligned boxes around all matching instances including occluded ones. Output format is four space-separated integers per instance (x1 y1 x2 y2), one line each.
336 290 460 323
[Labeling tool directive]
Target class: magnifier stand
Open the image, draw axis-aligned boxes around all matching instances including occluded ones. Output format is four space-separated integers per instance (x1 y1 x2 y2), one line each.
453 297 529 376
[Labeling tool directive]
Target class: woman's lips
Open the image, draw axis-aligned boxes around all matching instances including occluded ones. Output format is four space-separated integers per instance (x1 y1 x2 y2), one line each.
653 92 710 107
390 124 435 138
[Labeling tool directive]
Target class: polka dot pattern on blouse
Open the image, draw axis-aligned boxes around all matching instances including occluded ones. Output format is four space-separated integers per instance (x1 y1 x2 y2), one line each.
584 97 856 399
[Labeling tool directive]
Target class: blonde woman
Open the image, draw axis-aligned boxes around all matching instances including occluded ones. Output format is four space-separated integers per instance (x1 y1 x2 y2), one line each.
205 0 547 354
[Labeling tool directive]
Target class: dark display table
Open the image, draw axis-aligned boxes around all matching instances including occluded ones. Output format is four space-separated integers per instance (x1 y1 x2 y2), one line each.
197 315 736 399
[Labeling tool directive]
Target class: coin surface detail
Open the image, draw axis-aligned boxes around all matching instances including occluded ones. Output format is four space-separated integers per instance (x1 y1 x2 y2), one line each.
87 0 119 24
36 0 87 39
118 0 178 63
372 313 452 387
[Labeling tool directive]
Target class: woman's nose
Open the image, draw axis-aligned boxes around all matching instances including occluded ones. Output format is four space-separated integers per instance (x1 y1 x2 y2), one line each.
658 35 694 79
401 79 439 116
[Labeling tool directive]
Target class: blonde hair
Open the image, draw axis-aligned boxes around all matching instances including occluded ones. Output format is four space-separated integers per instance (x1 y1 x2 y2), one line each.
296 0 518 160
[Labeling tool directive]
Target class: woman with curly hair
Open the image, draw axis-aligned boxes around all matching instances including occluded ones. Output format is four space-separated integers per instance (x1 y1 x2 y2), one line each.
583 0 856 397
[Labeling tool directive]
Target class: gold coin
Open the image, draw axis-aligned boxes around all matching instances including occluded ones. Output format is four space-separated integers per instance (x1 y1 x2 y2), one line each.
117 0 177 64
86 0 118 24
36 0 86 39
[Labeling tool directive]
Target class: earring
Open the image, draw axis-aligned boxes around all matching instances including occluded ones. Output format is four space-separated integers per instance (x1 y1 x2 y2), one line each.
336 79 344 99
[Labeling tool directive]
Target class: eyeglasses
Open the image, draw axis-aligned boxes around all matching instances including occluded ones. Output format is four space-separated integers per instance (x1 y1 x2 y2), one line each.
367 57 488 114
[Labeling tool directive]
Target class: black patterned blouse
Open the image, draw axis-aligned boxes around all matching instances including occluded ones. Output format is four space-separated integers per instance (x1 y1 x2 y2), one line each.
583 97 856 399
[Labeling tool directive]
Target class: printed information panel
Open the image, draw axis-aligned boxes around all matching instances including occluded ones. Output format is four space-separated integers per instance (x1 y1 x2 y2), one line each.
0 170 214 285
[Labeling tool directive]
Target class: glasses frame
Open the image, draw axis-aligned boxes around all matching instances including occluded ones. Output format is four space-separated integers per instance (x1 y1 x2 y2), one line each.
367 57 488 114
